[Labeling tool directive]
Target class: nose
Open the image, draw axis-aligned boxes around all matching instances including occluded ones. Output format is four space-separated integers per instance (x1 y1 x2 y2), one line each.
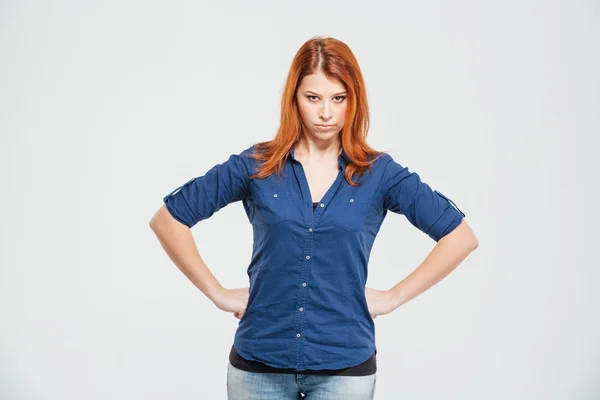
318 102 332 122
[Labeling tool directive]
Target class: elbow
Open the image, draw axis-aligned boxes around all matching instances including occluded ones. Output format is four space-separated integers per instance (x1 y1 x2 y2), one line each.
467 228 479 250
470 237 479 251
149 204 189 232
149 213 157 230
458 219 478 250
149 219 159 235
149 207 164 232
443 219 478 250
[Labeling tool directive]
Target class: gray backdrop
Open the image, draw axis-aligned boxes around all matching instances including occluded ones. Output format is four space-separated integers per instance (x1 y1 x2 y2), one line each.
1 0 599 399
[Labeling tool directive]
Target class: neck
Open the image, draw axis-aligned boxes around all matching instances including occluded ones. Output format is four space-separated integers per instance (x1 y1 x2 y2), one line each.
296 136 342 161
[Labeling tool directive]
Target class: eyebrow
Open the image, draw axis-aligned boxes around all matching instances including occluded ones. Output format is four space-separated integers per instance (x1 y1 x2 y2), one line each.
304 90 348 96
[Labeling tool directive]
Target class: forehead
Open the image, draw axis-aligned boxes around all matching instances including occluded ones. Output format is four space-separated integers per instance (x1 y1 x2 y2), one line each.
298 72 346 94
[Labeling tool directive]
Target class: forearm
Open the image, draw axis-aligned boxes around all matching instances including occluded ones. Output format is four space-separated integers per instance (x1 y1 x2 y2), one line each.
390 219 478 309
150 205 223 303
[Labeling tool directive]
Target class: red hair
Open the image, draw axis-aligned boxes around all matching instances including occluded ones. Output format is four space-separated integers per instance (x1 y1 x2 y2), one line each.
250 36 384 186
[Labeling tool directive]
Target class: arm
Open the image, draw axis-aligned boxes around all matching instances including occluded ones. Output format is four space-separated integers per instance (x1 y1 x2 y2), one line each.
150 205 249 319
366 219 478 317
150 148 254 319
390 218 477 308
366 156 478 317
149 204 224 302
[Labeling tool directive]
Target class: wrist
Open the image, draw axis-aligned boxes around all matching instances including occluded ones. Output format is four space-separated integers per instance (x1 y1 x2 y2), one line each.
204 282 224 304
389 287 404 310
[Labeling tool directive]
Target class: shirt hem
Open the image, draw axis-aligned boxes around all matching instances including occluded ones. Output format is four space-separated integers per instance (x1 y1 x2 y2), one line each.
233 341 377 371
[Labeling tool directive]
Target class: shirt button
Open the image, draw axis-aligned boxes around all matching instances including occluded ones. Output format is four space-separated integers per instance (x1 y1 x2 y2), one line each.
302 283 307 287
350 198 354 202
299 307 304 312
320 203 324 208
305 255 310 260
296 333 301 338
273 194 278 198
308 227 313 232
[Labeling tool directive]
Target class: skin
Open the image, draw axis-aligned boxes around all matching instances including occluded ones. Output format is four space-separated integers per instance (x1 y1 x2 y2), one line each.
149 70 479 323
294 71 348 204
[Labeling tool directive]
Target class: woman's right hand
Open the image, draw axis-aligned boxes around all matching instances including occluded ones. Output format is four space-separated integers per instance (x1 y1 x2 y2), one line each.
212 287 249 320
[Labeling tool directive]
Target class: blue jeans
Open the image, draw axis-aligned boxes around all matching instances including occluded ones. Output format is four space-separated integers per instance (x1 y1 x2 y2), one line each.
227 361 377 399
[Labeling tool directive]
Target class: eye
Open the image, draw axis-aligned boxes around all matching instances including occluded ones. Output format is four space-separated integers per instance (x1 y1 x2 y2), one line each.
305 95 346 102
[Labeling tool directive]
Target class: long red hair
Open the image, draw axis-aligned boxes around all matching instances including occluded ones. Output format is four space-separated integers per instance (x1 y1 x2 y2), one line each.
250 36 384 186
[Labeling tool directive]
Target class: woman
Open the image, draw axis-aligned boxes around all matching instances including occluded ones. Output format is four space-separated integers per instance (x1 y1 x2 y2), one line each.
150 36 478 399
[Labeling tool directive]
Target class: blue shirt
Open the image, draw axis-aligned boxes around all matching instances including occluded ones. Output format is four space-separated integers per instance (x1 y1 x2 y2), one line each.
163 144 465 371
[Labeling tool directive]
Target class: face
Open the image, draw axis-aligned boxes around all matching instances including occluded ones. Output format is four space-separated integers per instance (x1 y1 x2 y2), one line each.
296 71 348 143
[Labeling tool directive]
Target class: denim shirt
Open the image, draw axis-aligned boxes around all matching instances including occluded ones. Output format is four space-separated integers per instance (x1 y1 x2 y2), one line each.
163 144 465 371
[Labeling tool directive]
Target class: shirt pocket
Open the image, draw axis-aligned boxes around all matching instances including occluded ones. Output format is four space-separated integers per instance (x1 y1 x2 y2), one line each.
251 189 293 226
328 197 373 232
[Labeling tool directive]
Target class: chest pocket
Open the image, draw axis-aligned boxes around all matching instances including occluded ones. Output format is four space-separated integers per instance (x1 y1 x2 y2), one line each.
327 197 374 232
251 189 293 226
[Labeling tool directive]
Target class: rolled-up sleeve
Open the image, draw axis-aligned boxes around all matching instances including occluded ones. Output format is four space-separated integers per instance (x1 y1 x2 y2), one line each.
381 156 466 242
163 146 254 228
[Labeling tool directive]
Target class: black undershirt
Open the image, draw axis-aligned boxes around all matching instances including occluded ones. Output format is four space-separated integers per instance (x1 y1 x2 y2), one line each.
228 202 377 376
229 345 377 376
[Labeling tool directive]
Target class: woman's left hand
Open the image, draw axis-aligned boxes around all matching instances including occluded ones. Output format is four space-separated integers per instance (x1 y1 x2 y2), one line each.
365 287 398 319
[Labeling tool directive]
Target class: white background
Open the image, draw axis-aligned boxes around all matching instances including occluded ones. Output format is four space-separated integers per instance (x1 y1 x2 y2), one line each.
1 1 599 399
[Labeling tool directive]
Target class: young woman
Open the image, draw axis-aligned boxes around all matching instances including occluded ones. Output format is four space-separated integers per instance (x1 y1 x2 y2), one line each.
150 36 478 400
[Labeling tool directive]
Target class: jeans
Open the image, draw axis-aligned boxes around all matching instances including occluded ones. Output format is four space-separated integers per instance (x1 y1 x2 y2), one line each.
226 361 377 399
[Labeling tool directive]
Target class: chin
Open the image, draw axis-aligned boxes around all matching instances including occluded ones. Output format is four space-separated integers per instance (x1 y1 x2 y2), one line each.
313 130 340 140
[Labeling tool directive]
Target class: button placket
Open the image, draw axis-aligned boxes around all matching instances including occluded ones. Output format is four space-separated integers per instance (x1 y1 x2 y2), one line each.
288 157 347 371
